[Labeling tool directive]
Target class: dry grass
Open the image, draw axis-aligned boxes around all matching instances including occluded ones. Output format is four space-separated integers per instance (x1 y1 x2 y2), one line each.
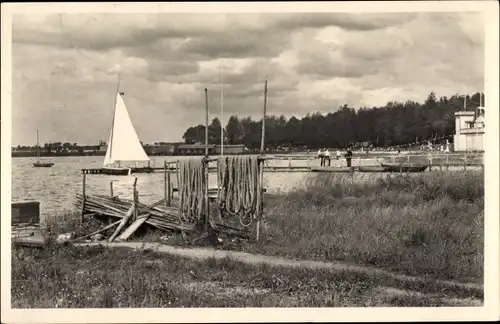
43 211 105 241
11 244 482 308
237 171 483 283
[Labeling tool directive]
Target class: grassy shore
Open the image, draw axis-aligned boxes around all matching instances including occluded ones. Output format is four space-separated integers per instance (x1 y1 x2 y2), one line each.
11 244 481 308
41 170 484 284
238 170 483 284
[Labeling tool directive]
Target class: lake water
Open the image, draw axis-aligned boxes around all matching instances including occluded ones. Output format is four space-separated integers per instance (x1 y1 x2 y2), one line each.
11 154 481 217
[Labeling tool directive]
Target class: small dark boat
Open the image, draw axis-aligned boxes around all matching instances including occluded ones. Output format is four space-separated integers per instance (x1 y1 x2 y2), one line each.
358 165 390 173
33 162 54 168
33 130 54 168
381 163 428 173
101 167 131 176
310 166 354 173
130 166 154 174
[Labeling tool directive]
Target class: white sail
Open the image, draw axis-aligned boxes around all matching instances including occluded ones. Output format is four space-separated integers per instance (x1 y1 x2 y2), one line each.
103 92 150 167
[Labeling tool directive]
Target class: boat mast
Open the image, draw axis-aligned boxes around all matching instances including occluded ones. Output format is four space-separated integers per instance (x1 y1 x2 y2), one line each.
220 60 224 157
36 129 40 160
109 75 121 167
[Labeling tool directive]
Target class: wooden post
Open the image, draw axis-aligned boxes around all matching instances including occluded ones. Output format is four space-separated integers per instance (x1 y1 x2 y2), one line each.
464 152 467 171
407 154 410 163
256 80 267 242
109 181 114 198
204 88 210 230
428 152 433 171
166 163 172 207
446 154 449 170
176 160 180 197
81 172 86 223
164 160 167 208
133 177 138 221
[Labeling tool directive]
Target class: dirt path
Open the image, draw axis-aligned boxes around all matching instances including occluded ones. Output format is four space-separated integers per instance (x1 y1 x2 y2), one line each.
73 241 482 294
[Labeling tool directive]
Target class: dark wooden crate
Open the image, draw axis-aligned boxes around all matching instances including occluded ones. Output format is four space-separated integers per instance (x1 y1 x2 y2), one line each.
11 201 40 225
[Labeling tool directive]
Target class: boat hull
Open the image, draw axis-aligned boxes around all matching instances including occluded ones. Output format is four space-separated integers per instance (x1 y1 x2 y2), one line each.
101 167 131 176
358 165 390 172
33 162 54 168
380 163 428 173
130 167 154 174
310 166 354 173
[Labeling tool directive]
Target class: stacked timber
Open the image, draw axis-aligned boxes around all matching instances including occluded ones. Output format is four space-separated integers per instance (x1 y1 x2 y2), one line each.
75 194 195 236
74 194 249 242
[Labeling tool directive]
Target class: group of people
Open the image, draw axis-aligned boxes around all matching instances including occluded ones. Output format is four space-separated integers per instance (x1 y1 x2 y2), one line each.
317 148 353 167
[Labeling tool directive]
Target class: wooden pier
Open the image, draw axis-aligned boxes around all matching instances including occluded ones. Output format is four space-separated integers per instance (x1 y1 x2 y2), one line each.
81 152 483 175
83 163 483 175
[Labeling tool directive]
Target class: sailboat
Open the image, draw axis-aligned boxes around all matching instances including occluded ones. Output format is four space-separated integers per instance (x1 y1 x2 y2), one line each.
33 130 54 168
101 91 152 176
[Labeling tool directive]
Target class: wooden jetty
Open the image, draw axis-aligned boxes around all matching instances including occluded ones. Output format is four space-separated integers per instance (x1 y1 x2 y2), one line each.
82 167 155 175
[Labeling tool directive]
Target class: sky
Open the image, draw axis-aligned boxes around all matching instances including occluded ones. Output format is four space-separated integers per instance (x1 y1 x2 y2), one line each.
11 11 484 146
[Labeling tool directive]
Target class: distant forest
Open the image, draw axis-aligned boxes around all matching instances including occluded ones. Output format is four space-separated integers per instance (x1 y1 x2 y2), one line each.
182 92 485 149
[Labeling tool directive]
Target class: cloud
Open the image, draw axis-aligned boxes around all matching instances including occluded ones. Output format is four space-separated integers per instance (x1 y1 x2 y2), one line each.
10 11 485 145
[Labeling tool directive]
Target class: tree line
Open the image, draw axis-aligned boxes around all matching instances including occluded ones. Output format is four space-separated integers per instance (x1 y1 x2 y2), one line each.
182 92 485 149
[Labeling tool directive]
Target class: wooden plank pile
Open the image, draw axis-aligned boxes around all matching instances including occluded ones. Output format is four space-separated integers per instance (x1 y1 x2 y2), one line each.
74 194 196 241
74 193 250 242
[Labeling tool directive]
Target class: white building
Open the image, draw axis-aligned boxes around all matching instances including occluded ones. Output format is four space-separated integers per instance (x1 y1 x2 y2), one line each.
453 106 485 152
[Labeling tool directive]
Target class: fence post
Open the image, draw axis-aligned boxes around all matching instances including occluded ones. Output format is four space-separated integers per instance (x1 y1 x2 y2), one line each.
428 153 432 171
133 177 138 221
81 172 86 223
446 154 449 170
109 181 114 198
464 152 467 171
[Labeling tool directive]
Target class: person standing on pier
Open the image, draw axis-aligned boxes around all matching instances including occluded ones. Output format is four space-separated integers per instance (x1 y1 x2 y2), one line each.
317 149 324 166
345 148 353 167
324 149 331 166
